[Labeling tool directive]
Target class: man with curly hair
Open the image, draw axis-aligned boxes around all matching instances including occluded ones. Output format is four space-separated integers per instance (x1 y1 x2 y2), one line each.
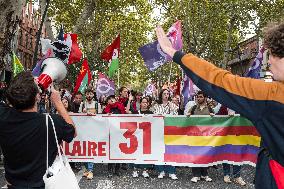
0 71 76 189
156 23 284 189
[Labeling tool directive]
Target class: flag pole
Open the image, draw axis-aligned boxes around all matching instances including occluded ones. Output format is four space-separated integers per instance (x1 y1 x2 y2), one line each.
168 62 173 83
117 67 120 88
32 0 50 69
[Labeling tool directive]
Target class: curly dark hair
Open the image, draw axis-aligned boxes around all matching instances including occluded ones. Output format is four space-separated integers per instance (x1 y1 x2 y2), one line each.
157 89 171 104
264 23 284 58
6 71 39 110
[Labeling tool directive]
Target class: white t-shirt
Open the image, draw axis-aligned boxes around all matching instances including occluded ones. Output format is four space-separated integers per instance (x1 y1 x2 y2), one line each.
79 100 97 113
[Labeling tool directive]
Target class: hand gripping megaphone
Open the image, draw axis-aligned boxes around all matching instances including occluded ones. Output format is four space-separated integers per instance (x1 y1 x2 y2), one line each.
37 57 67 90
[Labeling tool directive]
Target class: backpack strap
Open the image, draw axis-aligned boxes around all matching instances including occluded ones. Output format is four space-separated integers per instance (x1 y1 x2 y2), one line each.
208 106 214 114
191 105 197 115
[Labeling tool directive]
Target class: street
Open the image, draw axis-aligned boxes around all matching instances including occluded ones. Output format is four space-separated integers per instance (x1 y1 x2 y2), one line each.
0 164 256 189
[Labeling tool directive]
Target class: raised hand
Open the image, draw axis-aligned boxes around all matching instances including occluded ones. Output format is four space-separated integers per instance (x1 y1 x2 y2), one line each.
156 26 177 58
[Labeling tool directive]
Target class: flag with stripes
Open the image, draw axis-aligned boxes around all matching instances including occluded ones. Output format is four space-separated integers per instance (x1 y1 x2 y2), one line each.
164 116 260 166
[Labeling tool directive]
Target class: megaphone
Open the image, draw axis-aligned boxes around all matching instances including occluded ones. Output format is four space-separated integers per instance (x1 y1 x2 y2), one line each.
37 57 67 91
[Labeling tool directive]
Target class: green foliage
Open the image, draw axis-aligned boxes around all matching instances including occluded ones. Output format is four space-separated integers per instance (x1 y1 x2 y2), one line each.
154 0 284 65
47 0 284 91
49 0 154 91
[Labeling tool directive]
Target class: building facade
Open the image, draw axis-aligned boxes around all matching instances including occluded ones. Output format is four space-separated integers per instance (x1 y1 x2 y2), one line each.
227 36 269 78
17 1 47 70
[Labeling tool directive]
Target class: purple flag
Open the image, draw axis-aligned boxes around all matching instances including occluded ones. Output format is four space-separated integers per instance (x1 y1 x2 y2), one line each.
96 72 115 100
182 75 190 105
144 83 156 96
139 21 183 71
32 49 52 77
182 75 195 105
245 47 265 79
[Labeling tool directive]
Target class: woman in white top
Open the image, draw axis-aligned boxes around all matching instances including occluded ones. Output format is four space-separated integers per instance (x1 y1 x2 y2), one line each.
153 89 178 115
153 89 178 180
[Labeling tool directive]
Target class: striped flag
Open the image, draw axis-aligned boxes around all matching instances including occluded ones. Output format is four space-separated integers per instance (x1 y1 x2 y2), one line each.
164 116 260 166
101 35 120 78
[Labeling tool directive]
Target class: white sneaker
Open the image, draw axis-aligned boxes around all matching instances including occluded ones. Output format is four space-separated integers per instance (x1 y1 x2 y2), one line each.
191 177 200 183
158 171 165 179
132 171 139 178
201 175 212 182
169 174 178 180
224 175 231 183
142 170 149 178
234 177 246 186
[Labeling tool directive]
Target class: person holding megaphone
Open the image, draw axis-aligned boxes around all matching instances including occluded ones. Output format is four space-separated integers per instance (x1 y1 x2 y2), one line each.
0 66 76 188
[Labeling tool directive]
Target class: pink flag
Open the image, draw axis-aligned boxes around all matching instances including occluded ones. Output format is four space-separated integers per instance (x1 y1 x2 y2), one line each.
139 20 183 71
167 20 183 50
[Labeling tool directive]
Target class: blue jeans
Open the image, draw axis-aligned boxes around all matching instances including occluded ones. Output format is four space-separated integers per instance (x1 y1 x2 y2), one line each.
85 162 94 172
155 165 176 174
223 163 241 178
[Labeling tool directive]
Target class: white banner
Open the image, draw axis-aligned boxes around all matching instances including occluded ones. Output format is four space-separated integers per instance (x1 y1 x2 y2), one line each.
64 115 259 167
65 115 164 164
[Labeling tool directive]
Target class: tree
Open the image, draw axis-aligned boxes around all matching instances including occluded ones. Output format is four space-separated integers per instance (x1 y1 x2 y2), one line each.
49 0 154 91
154 0 284 68
0 0 25 73
39 0 54 40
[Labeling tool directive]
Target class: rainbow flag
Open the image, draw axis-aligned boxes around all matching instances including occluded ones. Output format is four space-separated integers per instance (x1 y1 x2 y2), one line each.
164 116 260 166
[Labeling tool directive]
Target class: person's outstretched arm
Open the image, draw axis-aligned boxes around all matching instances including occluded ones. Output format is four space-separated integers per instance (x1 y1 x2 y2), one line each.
156 26 284 122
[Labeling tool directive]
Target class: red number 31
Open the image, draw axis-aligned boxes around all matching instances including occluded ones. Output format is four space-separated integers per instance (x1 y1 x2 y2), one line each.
119 122 151 154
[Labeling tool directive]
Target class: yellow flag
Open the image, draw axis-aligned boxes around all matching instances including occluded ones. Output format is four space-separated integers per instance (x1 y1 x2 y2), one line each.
12 52 24 77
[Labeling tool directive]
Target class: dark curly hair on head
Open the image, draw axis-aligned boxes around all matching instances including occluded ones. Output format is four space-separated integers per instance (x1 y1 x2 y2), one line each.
6 71 39 110
264 23 284 58
157 89 171 104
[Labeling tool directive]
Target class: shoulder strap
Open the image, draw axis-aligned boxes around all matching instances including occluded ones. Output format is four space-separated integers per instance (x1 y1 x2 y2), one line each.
45 114 49 172
45 114 64 172
95 101 98 112
208 105 214 114
191 105 197 115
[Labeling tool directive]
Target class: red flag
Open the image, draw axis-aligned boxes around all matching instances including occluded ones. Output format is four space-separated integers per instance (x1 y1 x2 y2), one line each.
64 33 82 64
73 58 92 94
101 35 120 61
175 78 181 96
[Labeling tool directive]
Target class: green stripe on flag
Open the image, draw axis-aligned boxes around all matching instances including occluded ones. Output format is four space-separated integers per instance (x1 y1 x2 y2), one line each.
164 116 253 127
108 58 119 78
79 74 88 94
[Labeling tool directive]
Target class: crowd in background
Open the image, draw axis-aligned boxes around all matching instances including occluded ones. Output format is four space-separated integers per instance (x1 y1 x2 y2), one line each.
0 80 247 186
37 82 246 186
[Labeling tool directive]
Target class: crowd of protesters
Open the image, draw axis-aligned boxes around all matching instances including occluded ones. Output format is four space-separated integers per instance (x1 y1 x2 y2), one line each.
1 79 246 186
0 21 283 189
